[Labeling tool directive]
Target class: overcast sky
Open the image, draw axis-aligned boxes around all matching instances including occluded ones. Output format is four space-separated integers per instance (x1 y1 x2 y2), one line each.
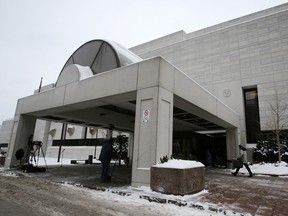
1 0 287 124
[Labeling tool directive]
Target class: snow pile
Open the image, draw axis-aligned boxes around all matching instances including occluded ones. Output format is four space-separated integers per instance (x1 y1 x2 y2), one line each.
153 159 204 169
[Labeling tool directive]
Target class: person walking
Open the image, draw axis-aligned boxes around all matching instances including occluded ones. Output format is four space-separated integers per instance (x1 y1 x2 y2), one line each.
99 127 113 182
232 144 253 177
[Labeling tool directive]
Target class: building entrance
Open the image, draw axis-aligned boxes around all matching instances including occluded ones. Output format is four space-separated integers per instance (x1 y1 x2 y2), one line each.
173 131 227 167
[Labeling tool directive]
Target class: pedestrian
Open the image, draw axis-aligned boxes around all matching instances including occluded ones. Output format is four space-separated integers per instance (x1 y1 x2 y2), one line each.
99 128 113 182
205 148 213 167
232 144 253 177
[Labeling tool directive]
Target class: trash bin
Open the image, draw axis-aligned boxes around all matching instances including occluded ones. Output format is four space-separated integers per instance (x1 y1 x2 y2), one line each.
88 155 93 164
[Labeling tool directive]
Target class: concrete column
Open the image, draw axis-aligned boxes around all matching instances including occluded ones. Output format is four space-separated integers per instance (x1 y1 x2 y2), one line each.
226 128 240 168
42 120 51 155
5 114 37 167
82 126 88 139
57 123 67 162
132 86 173 187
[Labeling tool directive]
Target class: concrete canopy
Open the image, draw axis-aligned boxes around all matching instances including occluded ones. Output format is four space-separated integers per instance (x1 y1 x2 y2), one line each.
6 56 240 186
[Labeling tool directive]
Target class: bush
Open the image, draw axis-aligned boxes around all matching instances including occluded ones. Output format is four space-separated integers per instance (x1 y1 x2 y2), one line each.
253 132 288 163
282 142 288 163
112 135 128 160
159 155 170 164
158 154 198 164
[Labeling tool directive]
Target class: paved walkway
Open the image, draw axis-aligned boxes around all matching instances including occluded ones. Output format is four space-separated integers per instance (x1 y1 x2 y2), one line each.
204 169 288 215
8 164 288 216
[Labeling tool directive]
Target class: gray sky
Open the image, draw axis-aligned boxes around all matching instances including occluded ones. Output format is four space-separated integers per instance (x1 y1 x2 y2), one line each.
1 0 287 124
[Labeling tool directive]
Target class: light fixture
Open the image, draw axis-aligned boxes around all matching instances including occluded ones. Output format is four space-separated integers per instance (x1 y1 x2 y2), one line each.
67 127 75 136
48 128 57 137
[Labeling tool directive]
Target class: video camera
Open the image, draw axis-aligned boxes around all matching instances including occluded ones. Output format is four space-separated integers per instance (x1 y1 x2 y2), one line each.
28 140 43 147
32 141 43 147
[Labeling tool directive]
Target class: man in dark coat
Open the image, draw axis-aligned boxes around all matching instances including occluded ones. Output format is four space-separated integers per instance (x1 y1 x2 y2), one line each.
99 128 113 182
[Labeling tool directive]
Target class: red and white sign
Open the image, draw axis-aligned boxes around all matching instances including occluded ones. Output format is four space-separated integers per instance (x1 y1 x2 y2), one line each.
142 109 150 122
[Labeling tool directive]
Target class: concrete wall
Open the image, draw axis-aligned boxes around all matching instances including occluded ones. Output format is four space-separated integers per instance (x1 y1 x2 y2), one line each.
44 125 130 160
0 118 114 161
258 80 288 131
45 146 101 160
130 30 187 55
130 3 288 143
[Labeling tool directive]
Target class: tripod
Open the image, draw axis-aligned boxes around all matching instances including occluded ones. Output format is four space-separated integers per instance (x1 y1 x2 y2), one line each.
24 141 47 169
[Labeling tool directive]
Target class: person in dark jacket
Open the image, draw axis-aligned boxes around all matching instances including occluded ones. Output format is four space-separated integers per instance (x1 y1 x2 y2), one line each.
99 128 113 182
232 144 253 177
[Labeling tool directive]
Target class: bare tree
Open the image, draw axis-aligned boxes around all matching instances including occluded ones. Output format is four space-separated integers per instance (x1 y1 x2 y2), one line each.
265 90 288 162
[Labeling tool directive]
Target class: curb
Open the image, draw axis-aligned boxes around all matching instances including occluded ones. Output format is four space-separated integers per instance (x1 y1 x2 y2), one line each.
66 182 249 216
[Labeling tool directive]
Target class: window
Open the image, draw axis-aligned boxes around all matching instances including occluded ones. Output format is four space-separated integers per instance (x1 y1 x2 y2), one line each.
243 88 261 143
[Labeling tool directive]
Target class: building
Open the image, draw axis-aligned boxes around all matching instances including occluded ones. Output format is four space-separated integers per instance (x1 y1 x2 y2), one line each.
0 119 13 155
130 3 288 160
3 3 288 186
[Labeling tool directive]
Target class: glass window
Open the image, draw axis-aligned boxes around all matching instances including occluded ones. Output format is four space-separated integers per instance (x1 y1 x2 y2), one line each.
244 88 261 143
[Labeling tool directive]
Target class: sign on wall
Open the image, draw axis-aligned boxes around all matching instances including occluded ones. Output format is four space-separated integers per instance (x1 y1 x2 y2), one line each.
142 109 150 123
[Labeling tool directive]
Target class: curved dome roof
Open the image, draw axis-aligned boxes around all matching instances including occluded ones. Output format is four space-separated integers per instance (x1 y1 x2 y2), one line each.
56 40 142 84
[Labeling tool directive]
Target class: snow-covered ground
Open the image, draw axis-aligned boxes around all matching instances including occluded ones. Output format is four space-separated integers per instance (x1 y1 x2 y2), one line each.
230 161 288 176
1 158 287 216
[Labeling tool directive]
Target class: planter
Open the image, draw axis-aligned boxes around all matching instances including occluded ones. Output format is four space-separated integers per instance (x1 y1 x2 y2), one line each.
150 160 205 195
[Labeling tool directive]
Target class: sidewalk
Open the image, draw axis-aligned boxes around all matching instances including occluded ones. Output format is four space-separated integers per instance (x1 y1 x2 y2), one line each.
5 163 287 216
204 169 288 215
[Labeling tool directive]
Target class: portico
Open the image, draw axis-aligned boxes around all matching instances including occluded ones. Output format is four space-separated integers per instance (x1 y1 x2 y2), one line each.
5 55 240 186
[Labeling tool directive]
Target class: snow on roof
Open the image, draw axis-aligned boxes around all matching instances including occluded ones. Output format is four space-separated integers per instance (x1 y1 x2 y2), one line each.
153 159 204 169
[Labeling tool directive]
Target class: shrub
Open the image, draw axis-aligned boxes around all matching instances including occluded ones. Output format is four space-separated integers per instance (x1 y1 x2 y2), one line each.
112 135 128 160
253 132 288 163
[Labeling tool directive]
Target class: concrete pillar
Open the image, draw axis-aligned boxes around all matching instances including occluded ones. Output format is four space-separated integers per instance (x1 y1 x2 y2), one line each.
226 128 240 168
5 114 37 168
42 120 51 155
82 126 88 139
132 86 173 187
57 123 67 162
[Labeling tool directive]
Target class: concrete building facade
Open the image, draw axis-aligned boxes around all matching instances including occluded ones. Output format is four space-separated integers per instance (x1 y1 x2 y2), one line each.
3 3 288 186
130 3 288 145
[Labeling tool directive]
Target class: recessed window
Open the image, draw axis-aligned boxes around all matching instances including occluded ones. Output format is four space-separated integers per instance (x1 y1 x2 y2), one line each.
243 88 261 143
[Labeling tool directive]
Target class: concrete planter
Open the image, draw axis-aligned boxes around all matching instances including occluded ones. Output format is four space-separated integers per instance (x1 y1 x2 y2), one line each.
150 160 205 195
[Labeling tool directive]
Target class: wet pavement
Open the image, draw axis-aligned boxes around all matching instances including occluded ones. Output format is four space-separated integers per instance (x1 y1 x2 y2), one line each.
204 169 288 215
8 164 288 216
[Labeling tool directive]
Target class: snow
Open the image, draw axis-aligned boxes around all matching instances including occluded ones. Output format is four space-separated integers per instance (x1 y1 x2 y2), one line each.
230 161 288 176
1 158 287 216
62 183 245 216
153 159 204 169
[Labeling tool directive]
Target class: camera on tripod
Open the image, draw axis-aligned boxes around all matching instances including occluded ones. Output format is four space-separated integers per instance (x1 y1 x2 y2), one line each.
15 137 47 172
32 141 43 147
28 140 42 147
